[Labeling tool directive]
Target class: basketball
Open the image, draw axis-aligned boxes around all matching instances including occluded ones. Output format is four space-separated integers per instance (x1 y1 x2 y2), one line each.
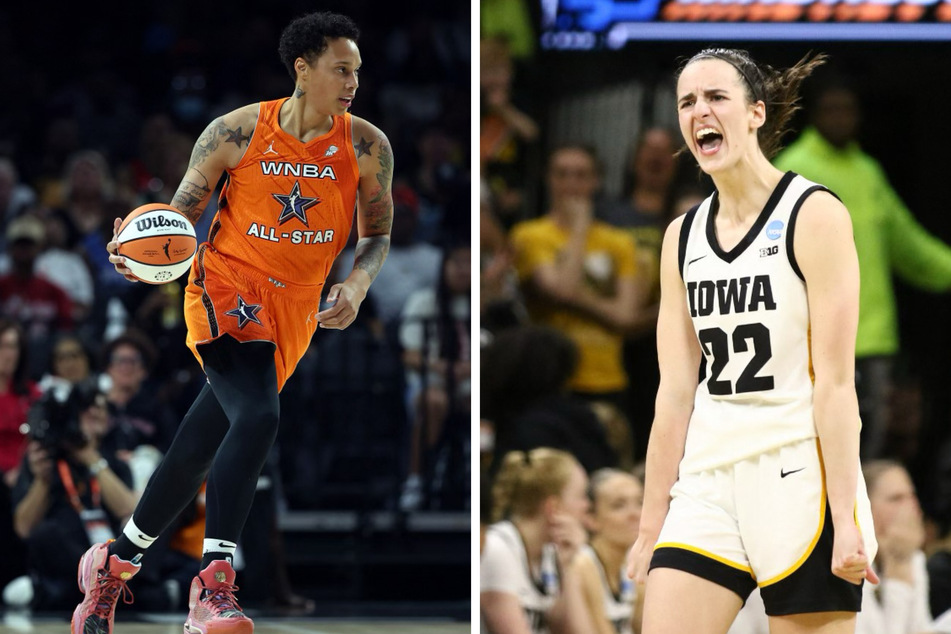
116 204 198 284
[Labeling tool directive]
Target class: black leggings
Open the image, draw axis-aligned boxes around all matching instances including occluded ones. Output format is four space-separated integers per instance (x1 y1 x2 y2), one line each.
132 335 280 543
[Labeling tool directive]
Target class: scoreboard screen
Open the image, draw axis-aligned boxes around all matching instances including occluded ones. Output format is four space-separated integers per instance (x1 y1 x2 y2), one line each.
539 0 951 48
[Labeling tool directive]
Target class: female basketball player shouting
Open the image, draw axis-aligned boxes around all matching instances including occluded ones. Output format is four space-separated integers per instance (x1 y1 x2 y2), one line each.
626 49 878 634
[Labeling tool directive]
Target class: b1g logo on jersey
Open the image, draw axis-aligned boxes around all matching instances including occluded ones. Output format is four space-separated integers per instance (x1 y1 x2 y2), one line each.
760 245 778 258
766 220 784 240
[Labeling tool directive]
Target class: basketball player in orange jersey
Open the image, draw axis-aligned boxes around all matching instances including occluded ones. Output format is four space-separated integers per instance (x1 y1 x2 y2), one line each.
71 12 392 634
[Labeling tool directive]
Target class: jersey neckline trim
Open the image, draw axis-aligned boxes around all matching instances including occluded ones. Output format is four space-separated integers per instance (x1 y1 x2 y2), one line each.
272 97 341 148
705 171 795 264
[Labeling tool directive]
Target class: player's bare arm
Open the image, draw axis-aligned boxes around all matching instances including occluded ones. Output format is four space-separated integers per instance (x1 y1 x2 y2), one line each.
171 105 259 224
315 117 393 330
795 190 878 585
352 117 393 282
108 105 259 281
627 216 698 584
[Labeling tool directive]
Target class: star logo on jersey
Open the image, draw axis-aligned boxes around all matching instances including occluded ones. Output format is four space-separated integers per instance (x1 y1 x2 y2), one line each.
225 294 263 329
272 181 319 226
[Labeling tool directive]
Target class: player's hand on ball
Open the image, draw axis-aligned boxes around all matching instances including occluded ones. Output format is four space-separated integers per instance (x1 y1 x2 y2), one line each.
316 281 366 330
831 523 879 585
107 217 138 283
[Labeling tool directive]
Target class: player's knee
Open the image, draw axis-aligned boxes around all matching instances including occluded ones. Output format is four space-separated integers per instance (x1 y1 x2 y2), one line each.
233 403 280 444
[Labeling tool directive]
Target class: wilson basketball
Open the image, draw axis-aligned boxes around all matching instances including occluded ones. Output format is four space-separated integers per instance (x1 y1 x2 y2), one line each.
116 204 197 284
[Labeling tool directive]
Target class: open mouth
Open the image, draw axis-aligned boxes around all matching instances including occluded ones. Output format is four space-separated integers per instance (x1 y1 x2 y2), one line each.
696 127 723 155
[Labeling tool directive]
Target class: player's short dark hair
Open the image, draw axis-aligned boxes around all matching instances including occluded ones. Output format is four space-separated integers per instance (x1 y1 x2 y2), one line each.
278 12 360 82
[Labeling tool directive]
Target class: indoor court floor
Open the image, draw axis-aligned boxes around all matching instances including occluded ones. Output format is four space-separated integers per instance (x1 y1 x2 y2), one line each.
0 614 470 633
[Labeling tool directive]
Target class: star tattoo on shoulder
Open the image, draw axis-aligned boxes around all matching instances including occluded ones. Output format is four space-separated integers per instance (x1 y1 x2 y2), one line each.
225 126 250 148
354 136 374 158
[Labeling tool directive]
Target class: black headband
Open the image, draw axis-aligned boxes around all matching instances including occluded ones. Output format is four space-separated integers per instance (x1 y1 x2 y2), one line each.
697 51 765 104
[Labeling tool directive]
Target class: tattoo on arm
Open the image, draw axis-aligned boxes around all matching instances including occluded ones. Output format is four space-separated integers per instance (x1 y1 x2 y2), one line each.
354 235 391 283
354 136 373 158
354 135 394 283
175 116 251 224
363 135 394 233
225 126 251 147
171 170 211 224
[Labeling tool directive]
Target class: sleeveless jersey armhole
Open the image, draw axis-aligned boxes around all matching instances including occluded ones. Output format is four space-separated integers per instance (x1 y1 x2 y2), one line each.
785 185 839 282
344 113 361 184
679 204 701 280
230 101 268 172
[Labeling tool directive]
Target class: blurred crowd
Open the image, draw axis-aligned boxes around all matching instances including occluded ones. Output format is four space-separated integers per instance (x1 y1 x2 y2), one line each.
0 1 469 614
478 27 951 634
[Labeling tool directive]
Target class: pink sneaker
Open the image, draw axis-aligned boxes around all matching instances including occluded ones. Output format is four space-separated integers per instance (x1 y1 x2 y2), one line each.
184 560 253 634
71 542 140 634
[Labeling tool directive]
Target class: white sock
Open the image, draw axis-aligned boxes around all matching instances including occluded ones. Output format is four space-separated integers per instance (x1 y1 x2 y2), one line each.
203 538 237 564
122 517 158 550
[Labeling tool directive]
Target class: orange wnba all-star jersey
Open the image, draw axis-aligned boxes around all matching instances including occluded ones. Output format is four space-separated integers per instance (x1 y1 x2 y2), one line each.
207 97 359 286
181 98 360 390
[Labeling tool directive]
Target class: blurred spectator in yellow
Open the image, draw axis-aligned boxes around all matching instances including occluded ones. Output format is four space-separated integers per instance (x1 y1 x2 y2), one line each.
511 145 642 423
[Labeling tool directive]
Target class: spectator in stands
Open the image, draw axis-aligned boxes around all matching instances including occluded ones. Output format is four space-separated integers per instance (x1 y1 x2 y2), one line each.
577 468 644 634
600 127 682 461
776 79 951 460
101 330 176 460
52 150 130 296
861 460 935 632
482 325 618 475
37 334 94 394
511 144 642 424
480 36 539 229
0 158 37 246
11 380 137 610
0 319 41 591
398 242 471 510
482 448 596 634
0 214 73 378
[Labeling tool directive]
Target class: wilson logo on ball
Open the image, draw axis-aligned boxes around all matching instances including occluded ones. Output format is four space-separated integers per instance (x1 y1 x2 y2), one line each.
135 216 190 232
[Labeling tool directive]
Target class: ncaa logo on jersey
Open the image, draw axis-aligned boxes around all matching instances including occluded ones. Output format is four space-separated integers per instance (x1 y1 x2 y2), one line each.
766 220 784 240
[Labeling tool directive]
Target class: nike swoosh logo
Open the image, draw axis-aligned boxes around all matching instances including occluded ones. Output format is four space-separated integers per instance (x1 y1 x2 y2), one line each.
780 467 805 478
218 542 233 549
688 255 707 265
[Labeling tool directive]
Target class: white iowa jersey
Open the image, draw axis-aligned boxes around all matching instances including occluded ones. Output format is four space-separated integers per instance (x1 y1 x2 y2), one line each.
580 545 635 634
679 172 831 474
481 521 559 634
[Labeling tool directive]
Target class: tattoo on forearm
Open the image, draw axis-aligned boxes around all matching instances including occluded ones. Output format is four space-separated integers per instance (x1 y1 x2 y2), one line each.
354 136 373 158
295 86 305 99
171 171 211 224
354 235 391 282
